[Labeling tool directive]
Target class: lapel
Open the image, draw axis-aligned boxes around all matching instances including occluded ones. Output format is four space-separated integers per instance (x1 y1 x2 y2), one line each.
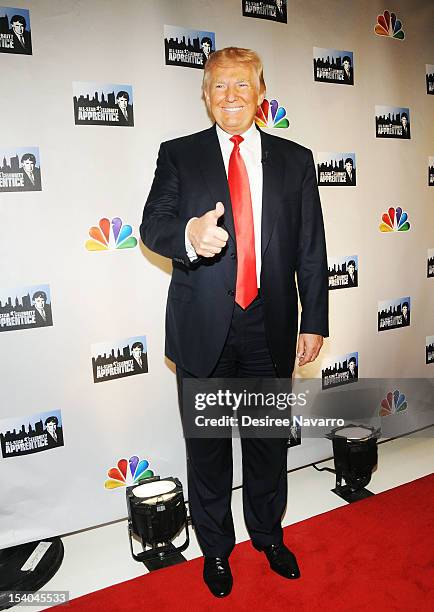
259 129 285 258
196 125 235 242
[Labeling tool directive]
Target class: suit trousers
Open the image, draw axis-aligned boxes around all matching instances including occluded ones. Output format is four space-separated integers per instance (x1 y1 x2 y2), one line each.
176 295 290 558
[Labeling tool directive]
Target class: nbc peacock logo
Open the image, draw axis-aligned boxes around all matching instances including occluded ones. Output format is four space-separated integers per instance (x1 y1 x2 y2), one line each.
379 390 407 416
255 99 289 129
85 217 138 251
104 456 154 489
374 10 405 40
379 207 410 232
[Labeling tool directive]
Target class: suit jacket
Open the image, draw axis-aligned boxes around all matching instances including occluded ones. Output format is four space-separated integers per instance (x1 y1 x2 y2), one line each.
10 29 32 54
22 167 42 191
117 104 134 126
140 125 329 377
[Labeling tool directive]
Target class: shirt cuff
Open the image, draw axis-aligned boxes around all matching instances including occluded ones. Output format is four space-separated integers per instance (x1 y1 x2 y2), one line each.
185 218 198 261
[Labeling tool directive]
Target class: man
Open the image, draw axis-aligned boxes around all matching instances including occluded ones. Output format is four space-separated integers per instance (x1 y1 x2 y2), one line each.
400 113 410 139
32 290 52 326
401 301 410 326
346 259 357 286
9 14 31 54
44 416 63 448
342 56 353 84
116 90 133 126
200 36 213 64
131 341 147 373
348 356 358 379
344 157 356 185
140 47 328 598
21 153 41 191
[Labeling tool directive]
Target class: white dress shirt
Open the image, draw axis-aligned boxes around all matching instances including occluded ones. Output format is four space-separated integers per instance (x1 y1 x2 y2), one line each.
185 121 263 285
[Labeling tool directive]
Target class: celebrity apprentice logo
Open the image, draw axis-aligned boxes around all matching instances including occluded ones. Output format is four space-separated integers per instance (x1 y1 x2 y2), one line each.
242 0 287 23
374 10 405 39
426 336 434 365
328 255 358 290
317 153 356 186
375 106 411 139
0 147 42 192
73 82 134 126
104 456 154 489
164 25 215 69
313 48 354 85
0 6 32 54
379 207 410 232
379 390 407 416
91 336 148 383
85 217 137 251
378 297 410 332
0 410 64 458
255 99 289 128
322 352 359 390
0 284 53 333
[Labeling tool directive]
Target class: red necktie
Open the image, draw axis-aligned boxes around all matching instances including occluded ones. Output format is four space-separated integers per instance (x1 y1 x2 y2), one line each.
228 135 258 309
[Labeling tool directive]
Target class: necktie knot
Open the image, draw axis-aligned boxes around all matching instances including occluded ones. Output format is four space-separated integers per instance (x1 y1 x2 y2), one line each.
230 135 244 148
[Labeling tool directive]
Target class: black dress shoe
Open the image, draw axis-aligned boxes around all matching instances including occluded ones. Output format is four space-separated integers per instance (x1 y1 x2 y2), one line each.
262 543 301 579
203 556 233 597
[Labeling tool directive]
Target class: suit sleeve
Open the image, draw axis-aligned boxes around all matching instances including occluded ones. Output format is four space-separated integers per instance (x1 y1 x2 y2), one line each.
296 149 329 338
140 143 196 267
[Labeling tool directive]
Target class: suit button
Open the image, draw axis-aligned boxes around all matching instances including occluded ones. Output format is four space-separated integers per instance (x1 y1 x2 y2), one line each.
228 289 235 296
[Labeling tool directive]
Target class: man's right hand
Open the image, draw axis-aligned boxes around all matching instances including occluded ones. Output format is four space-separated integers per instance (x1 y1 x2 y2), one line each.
187 202 229 258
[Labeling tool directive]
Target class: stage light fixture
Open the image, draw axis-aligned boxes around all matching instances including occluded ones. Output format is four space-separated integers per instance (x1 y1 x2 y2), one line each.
126 475 189 570
326 424 381 502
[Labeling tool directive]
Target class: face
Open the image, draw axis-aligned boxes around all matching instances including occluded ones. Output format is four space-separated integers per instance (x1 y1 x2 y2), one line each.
132 347 142 359
401 116 407 127
349 361 355 372
204 61 265 135
343 60 350 71
34 296 45 309
46 421 56 436
202 41 211 57
117 96 128 111
348 264 355 275
345 161 353 173
402 305 408 316
12 20 24 36
23 158 34 172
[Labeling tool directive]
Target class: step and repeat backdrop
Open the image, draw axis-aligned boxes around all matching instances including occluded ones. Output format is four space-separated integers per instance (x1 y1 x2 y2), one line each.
1 0 433 549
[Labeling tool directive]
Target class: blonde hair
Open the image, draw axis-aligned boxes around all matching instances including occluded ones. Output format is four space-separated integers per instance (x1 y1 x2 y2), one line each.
202 47 266 93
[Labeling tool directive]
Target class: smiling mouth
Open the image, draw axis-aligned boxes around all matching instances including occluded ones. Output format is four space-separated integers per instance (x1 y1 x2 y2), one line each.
222 106 244 113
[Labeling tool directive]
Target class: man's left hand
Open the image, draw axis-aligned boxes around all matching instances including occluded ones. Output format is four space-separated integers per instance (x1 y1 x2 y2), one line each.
296 334 324 366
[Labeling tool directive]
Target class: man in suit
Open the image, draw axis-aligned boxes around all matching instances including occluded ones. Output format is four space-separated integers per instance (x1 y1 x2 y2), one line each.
346 259 358 286
344 157 356 186
21 153 42 191
401 302 410 326
116 90 133 126
400 113 410 139
131 341 148 373
9 14 31 55
140 47 328 598
32 290 52 326
44 416 64 449
342 56 353 85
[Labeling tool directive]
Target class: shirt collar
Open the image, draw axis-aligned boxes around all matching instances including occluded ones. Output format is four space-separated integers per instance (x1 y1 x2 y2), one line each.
216 121 259 146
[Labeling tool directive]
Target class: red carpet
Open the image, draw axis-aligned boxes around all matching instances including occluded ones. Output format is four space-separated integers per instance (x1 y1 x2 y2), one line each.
50 474 434 611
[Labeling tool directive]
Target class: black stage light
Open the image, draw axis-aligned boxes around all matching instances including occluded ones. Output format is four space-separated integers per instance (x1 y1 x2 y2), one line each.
126 476 189 570
325 424 381 503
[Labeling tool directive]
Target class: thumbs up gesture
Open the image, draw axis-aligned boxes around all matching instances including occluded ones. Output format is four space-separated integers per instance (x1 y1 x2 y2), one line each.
187 202 229 258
